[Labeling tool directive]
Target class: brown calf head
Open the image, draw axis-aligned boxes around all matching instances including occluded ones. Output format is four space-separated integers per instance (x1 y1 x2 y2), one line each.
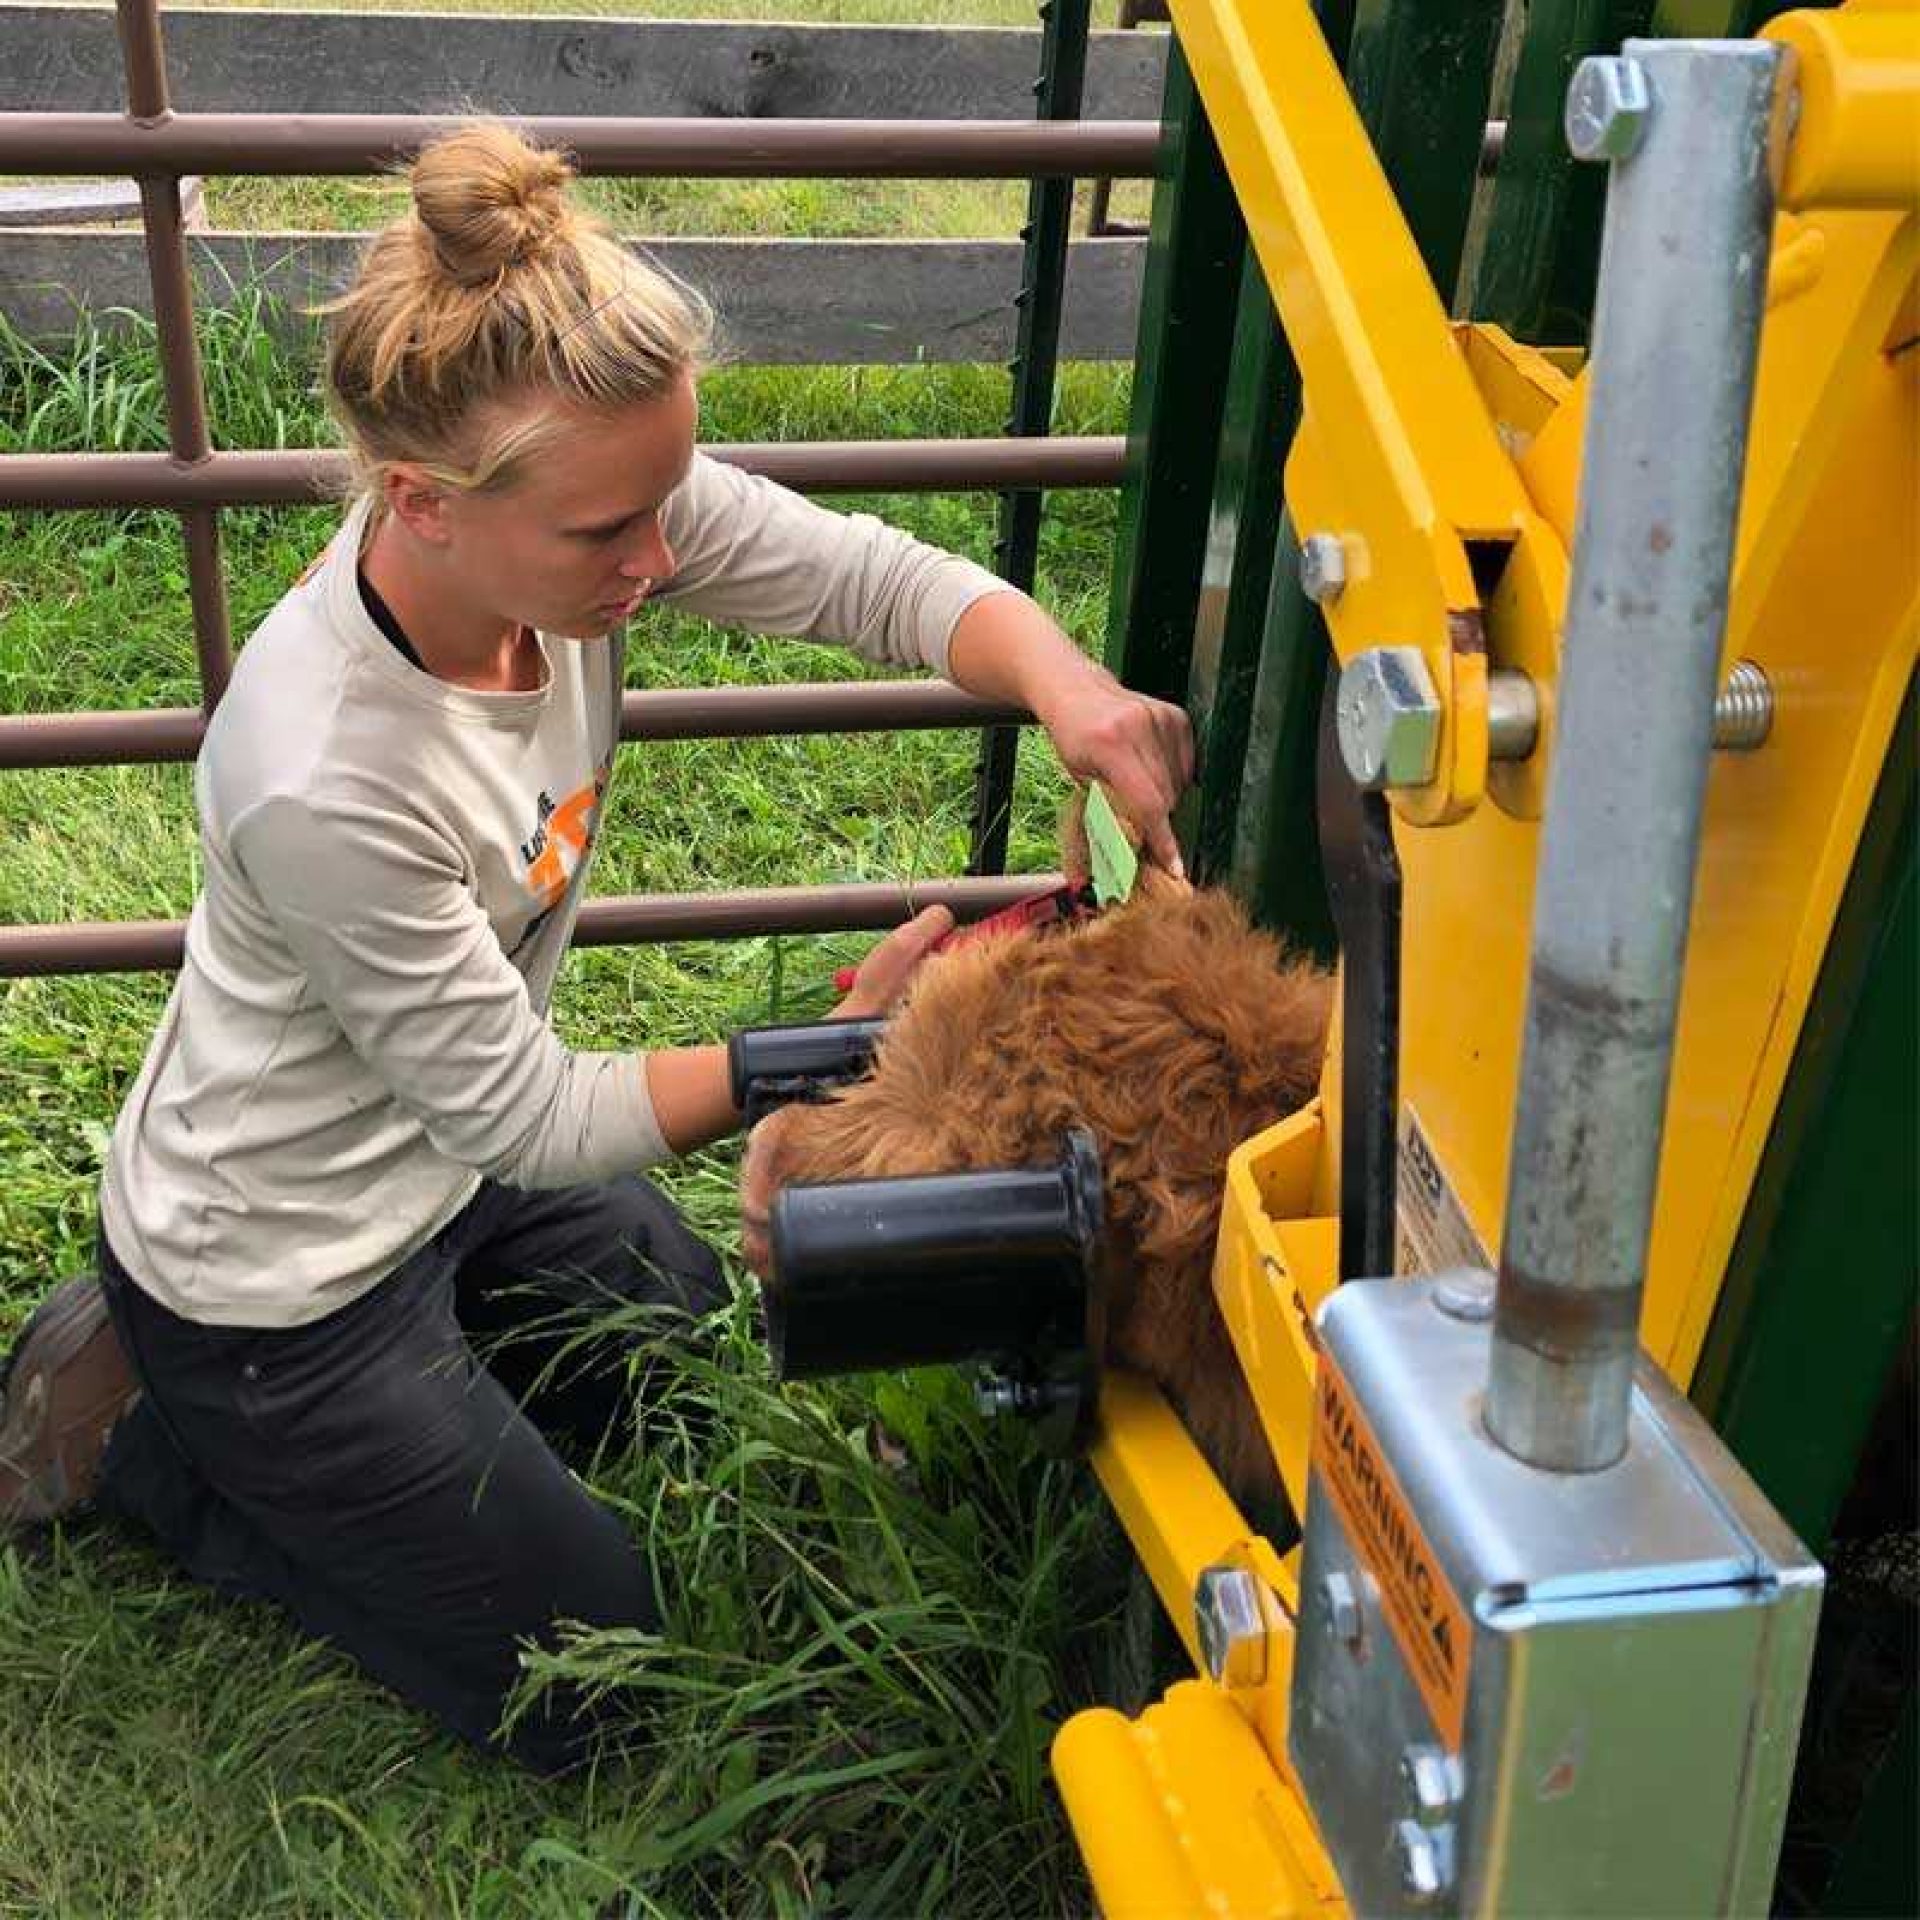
740 876 1332 1507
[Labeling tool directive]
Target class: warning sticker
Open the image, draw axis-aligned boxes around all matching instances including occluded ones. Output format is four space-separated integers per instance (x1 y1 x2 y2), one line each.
1396 1105 1493 1278
1314 1351 1472 1749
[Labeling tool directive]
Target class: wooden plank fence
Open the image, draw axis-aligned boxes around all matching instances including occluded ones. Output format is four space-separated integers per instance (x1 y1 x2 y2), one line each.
0 7 1168 118
0 6 1165 361
1 230 1147 361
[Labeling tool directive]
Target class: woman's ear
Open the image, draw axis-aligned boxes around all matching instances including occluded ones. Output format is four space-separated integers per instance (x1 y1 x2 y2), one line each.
382 465 455 547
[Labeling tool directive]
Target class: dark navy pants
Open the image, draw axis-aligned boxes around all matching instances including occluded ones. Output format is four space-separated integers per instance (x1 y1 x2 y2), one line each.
96 1176 725 1775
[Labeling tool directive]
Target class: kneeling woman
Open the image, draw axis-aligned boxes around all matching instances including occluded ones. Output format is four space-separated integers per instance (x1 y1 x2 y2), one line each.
0 123 1191 1773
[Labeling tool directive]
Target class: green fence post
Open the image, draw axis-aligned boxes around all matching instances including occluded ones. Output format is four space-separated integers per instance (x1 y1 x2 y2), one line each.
1347 0 1508 294
1691 677 1917 1917
1227 520 1336 959
1459 0 1654 340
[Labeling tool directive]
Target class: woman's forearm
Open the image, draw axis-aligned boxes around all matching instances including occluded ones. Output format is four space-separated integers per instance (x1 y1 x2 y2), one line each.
644 1045 742 1156
945 590 1195 874
945 589 1103 727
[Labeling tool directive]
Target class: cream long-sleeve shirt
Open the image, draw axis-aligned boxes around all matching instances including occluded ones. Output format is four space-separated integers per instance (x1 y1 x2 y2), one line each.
101 454 1008 1326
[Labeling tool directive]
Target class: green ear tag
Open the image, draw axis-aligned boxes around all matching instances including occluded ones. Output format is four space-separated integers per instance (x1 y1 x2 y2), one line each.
1084 781 1140 907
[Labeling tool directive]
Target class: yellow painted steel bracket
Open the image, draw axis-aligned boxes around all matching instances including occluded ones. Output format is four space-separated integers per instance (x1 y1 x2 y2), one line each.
1070 1373 1348 1918
1163 0 1573 828
1766 1 1920 211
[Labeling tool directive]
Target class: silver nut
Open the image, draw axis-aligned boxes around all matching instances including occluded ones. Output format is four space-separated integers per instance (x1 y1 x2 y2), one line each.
1321 1569 1362 1647
974 1376 1020 1417
1194 1565 1269 1689
1298 532 1347 605
1400 1744 1461 1825
1396 1819 1450 1904
1431 1268 1496 1323
1335 647 1441 791
1565 55 1652 162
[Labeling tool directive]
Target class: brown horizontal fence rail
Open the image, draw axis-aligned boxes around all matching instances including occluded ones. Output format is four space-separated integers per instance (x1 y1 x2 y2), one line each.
0 436 1129 511
0 875 1072 980
0 14 1167 362
0 112 1159 178
1 10 1167 359
0 0 1159 977
3 683 1034 774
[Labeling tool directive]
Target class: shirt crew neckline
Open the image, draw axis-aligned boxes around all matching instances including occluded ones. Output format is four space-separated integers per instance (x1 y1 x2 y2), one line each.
326 495 557 724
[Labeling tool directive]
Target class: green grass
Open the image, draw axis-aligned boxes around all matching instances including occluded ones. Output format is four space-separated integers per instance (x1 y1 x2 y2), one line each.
203 171 1153 248
0 228 1145 1911
0 1316 1139 1917
3 6 1158 1897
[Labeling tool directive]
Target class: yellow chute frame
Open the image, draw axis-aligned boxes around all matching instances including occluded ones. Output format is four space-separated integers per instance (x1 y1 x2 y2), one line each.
1053 5 1919 1912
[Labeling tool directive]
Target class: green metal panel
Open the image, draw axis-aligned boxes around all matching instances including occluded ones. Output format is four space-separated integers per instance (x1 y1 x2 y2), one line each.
1103 38 1245 705
1819 1687 1917 1918
1461 0 1654 342
1346 0 1506 294
1462 0 1809 343
1227 518 1336 963
1691 673 1917 1552
1183 252 1294 885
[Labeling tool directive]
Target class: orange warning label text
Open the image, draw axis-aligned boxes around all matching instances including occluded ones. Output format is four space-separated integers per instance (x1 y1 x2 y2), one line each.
1314 1352 1472 1749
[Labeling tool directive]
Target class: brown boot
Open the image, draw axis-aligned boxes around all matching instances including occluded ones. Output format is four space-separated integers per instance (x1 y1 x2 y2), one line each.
0 1275 142 1530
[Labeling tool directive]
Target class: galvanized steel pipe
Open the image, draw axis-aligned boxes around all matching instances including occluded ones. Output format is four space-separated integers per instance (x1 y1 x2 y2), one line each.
1487 41 1785 1473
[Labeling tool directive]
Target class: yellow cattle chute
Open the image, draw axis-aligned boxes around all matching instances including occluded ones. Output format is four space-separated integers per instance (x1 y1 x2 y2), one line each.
1057 2 1919 1911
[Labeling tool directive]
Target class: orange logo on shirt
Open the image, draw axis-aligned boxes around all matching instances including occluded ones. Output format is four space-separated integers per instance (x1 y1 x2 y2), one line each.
521 758 612 911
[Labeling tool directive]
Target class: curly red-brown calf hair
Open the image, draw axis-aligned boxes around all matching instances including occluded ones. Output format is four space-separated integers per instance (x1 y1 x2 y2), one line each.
741 874 1332 1506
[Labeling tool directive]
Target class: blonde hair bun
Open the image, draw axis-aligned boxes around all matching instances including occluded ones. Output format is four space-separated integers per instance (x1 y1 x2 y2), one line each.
412 123 576 288
324 118 712 498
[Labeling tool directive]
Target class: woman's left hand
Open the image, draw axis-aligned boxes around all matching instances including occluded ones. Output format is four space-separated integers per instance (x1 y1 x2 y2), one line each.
1038 664 1195 877
946 592 1196 875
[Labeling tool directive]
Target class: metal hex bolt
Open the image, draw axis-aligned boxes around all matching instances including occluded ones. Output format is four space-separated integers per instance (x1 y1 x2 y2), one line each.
1716 658 1774 750
1335 647 1441 791
1432 1268 1496 1323
1321 1569 1362 1648
1565 54 1653 163
1489 661 1775 765
1298 532 1347 605
1194 1565 1269 1689
1396 1819 1449 1904
974 1376 1020 1418
1400 1744 1461 1826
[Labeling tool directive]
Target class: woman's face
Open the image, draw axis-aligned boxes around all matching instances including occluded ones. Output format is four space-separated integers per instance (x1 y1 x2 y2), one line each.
436 375 699 641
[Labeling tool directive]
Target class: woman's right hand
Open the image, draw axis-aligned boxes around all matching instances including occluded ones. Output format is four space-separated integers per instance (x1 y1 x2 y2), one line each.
832 904 955 1020
739 1104 797 1277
